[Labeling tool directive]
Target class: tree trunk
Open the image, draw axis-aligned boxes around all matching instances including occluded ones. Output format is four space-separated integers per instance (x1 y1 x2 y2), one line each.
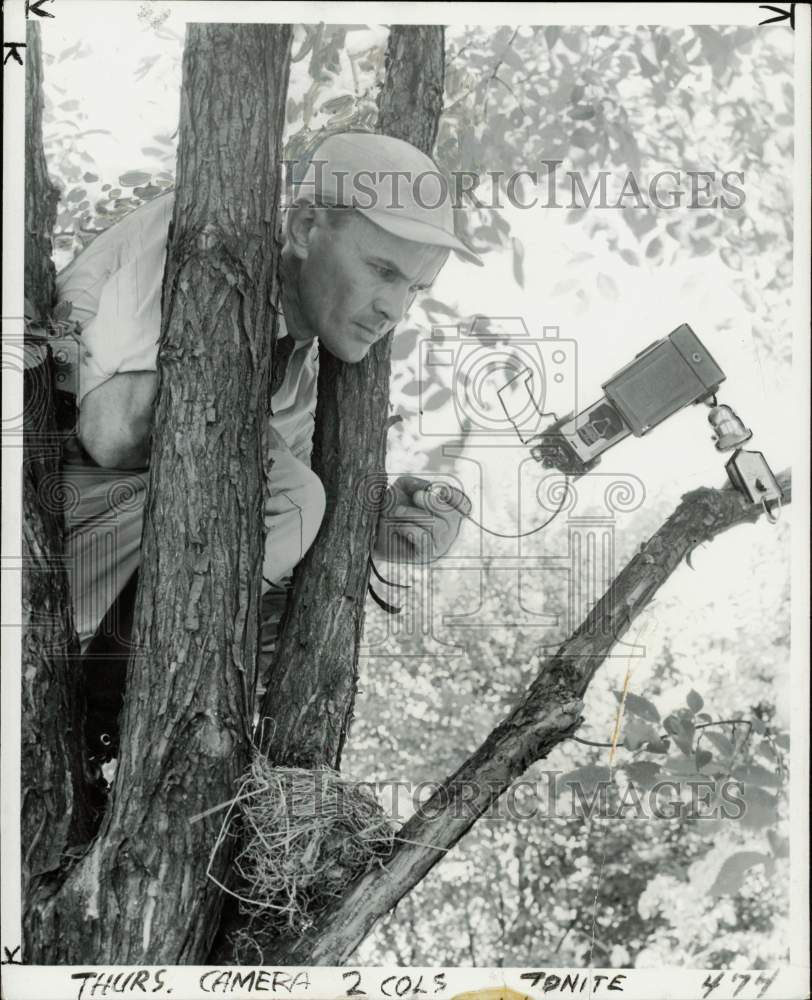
210 24 446 964
274 470 793 964
259 23 445 771
21 20 94 918
23 24 292 964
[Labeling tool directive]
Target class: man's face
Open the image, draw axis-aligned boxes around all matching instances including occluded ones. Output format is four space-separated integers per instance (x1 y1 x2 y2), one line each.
291 210 449 363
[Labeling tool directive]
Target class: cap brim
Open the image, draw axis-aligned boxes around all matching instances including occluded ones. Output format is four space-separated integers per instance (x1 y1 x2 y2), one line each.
358 208 484 266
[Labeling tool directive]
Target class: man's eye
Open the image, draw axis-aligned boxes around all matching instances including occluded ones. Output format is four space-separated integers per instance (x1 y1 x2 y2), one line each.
373 264 395 280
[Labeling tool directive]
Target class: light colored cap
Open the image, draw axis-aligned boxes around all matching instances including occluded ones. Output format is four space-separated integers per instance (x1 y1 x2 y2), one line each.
292 132 482 265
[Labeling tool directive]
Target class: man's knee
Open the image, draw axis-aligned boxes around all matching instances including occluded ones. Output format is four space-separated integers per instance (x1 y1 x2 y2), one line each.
263 459 326 584
299 465 326 552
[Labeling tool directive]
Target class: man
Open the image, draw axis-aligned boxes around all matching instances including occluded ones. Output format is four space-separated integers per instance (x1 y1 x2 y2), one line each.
56 131 476 759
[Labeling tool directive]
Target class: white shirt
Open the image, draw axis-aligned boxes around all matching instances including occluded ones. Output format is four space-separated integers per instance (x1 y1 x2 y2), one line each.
56 192 318 465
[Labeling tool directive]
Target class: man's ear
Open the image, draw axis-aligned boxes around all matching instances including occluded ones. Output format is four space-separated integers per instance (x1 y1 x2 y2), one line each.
285 203 319 261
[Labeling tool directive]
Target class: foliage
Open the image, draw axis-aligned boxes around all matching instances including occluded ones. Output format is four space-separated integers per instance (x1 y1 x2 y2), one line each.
348 517 791 967
435 24 793 364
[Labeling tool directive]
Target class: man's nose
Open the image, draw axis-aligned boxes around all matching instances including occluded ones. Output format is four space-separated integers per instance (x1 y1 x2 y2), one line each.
373 283 412 327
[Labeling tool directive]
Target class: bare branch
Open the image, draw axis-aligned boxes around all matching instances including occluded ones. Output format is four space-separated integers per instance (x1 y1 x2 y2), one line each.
275 469 792 963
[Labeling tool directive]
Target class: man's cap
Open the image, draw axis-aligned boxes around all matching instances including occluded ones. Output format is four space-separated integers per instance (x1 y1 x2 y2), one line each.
292 132 482 265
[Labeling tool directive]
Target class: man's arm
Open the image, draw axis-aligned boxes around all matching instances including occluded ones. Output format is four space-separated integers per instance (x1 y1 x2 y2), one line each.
78 371 158 469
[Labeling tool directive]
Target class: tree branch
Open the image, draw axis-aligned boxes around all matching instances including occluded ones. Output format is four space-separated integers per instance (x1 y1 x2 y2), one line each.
22 22 97 931
276 469 792 963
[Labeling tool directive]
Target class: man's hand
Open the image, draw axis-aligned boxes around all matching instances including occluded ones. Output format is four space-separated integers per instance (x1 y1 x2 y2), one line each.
373 475 471 565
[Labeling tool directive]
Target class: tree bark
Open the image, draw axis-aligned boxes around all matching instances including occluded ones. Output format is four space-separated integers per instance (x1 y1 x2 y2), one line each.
259 23 445 770
209 24 446 964
273 470 793 963
21 20 94 918
23 24 292 964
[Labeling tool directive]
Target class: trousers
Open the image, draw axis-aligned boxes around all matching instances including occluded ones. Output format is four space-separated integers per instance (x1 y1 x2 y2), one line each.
62 441 326 653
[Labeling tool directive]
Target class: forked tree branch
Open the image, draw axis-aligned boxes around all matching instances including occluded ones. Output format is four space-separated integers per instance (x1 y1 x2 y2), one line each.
273 469 792 963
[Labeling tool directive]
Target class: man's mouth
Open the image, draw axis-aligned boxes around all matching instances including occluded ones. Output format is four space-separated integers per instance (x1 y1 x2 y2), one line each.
354 323 381 340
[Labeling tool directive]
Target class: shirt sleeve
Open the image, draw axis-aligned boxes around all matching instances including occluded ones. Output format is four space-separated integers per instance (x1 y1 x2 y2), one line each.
56 193 174 405
270 341 319 467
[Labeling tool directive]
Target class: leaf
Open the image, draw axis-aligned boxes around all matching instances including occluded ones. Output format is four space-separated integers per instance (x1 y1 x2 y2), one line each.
623 717 660 751
646 237 664 260
133 183 163 201
686 689 704 713
624 761 662 789
664 754 702 778
390 327 420 362
695 749 713 769
561 32 585 55
119 170 152 188
709 852 768 896
570 126 596 150
738 785 780 830
51 299 73 322
559 764 612 793
551 278 580 296
82 172 98 183
614 690 660 724
501 46 525 72
692 236 715 256
568 104 596 120
421 386 452 412
511 236 525 288
420 298 458 318
720 246 743 271
597 273 618 301
570 84 585 103
703 730 734 757
619 248 639 266
544 26 561 49
732 764 782 789
664 712 695 755
320 94 355 115
767 829 789 859
65 188 86 203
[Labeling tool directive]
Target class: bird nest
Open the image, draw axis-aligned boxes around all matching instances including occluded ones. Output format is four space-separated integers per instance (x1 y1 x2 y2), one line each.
210 750 395 936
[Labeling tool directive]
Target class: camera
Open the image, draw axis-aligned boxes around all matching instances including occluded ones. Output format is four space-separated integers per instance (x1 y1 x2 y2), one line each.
527 323 726 477
418 318 577 439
